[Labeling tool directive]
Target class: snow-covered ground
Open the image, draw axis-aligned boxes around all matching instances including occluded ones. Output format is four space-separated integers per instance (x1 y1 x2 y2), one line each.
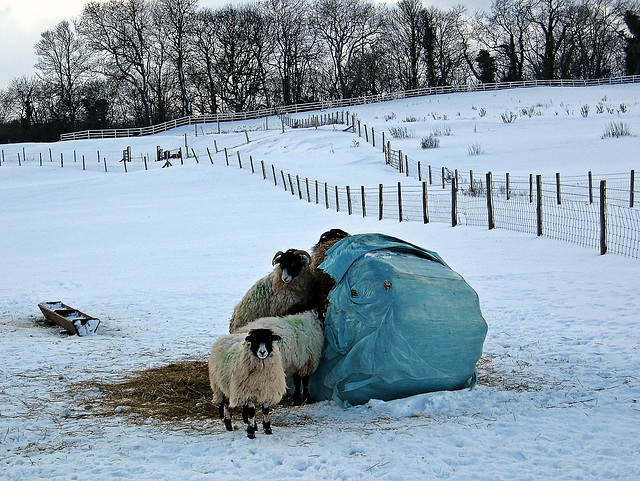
1 84 639 480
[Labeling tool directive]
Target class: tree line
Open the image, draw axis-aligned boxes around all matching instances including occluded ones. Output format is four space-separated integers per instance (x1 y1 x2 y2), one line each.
1 0 639 142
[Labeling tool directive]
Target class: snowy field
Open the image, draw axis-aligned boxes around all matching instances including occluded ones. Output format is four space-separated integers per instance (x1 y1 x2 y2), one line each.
1 84 639 480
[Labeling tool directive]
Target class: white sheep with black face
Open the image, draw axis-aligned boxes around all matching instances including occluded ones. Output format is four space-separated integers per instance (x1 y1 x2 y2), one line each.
229 249 315 333
237 310 324 406
208 328 287 439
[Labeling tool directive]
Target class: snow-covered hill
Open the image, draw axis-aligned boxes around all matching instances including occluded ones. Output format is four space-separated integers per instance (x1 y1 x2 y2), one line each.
1 84 639 480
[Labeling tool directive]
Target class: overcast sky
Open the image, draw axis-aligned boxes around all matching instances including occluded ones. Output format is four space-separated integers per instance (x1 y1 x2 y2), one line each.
0 0 491 92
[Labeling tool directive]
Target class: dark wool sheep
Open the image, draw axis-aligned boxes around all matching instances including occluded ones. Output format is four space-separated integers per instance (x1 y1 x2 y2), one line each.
310 229 351 315
229 249 314 333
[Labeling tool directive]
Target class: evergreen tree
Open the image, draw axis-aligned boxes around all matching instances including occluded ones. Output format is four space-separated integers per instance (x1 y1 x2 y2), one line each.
476 49 497 83
625 10 640 75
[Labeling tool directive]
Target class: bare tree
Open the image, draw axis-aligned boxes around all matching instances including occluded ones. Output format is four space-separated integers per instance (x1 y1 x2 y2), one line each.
264 0 319 105
35 20 93 127
213 4 270 112
569 0 628 78
78 0 158 125
423 6 470 86
6 76 43 129
190 8 220 114
312 0 385 98
387 0 427 90
523 0 574 79
474 0 530 81
155 0 198 116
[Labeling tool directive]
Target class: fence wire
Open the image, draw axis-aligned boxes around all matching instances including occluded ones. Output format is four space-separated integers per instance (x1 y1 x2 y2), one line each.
3 124 638 261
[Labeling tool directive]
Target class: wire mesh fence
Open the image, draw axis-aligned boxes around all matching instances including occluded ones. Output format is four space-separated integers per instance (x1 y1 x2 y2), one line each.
212 145 639 260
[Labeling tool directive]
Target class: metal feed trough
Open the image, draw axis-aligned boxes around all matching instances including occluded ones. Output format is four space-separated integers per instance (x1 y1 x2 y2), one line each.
38 301 100 336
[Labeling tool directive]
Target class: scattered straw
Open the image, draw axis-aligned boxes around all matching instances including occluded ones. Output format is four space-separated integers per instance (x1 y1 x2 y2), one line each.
72 359 218 423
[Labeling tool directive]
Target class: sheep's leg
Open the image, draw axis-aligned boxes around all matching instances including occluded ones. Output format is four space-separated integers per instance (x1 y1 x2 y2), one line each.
221 397 233 431
302 375 312 404
262 404 272 435
292 373 302 406
244 402 258 439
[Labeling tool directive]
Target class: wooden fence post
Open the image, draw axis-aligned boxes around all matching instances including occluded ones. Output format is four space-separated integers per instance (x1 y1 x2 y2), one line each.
588 171 593 204
442 167 446 189
250 156 255 173
556 172 562 204
486 172 495 230
536 175 543 236
429 165 433 185
335 186 340 212
451 175 458 227
261 161 267 180
224 148 229 166
143 155 147 170
306 178 311 202
60 153 64 168
288 173 295 194
346 186 352 215
630 170 635 208
600 180 607 255
361 186 366 218
398 182 403 222
506 173 510 200
272 164 277 185
83 155 86 171
372 127 375 147
422 182 429 224
325 183 329 209
418 162 422 182
237 151 242 169
379 184 383 220
315 180 319 204
529 174 533 203
296 175 302 199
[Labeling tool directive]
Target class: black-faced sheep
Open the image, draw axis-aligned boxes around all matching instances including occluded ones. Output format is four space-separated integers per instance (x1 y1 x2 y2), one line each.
208 328 287 439
238 310 324 406
310 229 351 315
229 249 314 333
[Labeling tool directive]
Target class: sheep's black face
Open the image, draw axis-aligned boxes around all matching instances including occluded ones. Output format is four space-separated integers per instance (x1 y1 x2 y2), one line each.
315 229 350 248
245 329 281 360
274 249 310 283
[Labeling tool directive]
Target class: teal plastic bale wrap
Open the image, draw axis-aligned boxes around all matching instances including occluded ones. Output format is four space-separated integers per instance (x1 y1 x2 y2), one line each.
308 233 488 407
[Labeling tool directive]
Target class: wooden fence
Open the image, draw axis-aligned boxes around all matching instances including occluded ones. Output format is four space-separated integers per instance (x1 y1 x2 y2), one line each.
59 74 640 141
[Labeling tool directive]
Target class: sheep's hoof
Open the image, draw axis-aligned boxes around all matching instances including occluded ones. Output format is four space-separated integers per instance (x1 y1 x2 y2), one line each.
247 432 256 439
224 419 233 431
264 424 273 435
